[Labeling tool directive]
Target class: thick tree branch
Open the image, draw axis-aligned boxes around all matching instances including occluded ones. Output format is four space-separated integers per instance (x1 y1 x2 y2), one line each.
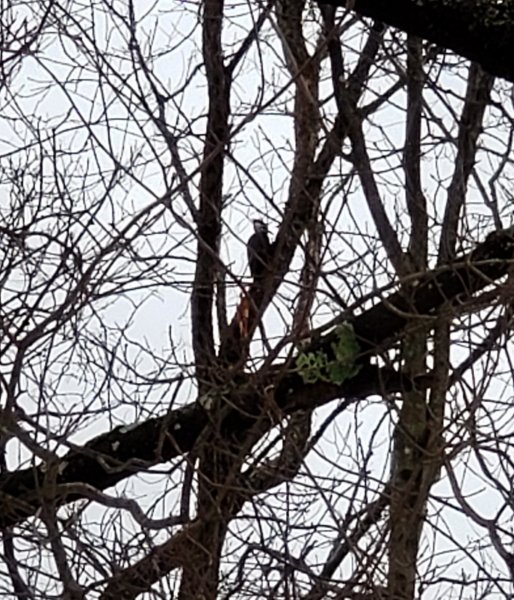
405 36 428 269
192 0 230 387
319 0 514 83
1 227 514 529
438 63 494 263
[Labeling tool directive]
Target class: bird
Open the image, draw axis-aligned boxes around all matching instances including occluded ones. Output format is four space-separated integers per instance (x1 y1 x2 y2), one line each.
247 219 272 283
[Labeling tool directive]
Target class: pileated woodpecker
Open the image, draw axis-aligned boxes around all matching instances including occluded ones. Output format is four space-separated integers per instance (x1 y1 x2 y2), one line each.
247 219 272 282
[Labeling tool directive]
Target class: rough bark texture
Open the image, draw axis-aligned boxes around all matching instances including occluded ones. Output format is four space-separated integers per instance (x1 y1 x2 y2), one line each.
386 36 430 600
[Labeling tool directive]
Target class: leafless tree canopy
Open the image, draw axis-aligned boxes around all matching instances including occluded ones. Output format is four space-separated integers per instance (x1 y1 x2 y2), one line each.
1 1 514 598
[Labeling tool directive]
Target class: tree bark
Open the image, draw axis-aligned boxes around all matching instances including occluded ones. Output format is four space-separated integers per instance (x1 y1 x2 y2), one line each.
319 0 514 83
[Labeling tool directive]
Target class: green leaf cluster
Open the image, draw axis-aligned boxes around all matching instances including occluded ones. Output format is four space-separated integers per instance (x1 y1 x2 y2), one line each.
296 323 361 385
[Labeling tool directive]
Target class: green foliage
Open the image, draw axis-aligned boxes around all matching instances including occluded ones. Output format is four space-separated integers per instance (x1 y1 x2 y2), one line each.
296 323 361 385
296 350 329 384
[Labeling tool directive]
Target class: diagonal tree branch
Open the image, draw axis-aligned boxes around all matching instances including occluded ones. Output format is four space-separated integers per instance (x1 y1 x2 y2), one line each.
325 28 408 276
438 62 494 263
1 227 514 529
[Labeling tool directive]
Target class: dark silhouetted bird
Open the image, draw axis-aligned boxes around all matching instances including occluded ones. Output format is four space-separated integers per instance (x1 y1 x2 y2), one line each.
247 219 272 282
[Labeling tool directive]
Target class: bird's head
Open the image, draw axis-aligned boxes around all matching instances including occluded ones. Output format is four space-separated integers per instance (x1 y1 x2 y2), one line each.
253 219 268 234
